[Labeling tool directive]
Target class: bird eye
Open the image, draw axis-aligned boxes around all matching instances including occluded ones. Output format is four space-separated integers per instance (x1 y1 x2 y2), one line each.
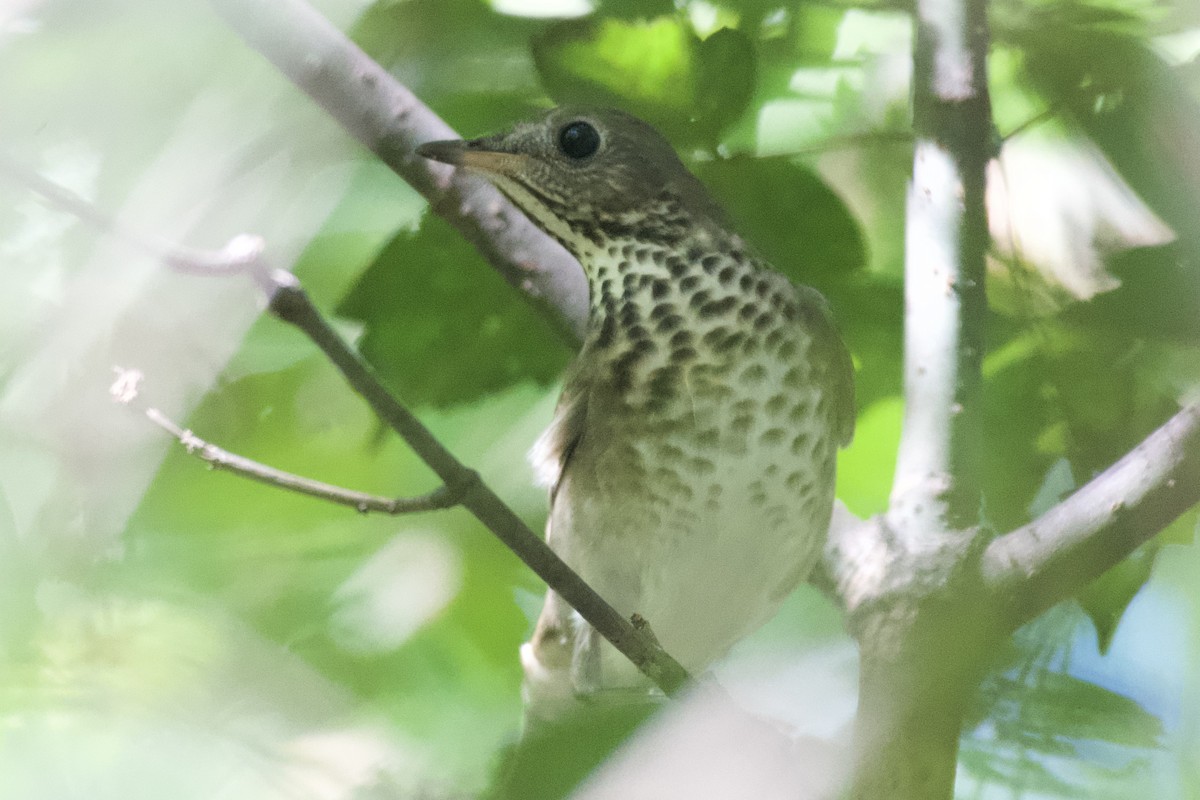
558 121 601 160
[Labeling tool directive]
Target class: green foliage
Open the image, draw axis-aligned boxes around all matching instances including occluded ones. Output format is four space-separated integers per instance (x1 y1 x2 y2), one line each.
338 215 572 407
2 0 1198 797
533 17 756 146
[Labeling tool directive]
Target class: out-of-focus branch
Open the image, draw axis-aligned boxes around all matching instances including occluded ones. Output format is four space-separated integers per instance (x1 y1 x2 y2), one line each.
9 152 687 696
983 403 1200 627
205 0 588 344
0 150 272 283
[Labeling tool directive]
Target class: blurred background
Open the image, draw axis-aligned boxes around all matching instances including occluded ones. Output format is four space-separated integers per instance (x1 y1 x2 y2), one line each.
0 0 1197 797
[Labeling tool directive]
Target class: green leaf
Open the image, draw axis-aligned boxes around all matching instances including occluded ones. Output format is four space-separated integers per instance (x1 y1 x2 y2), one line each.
694 156 865 282
532 17 758 145
491 703 657 800
337 214 572 408
533 16 697 124
1078 543 1158 654
693 27 758 143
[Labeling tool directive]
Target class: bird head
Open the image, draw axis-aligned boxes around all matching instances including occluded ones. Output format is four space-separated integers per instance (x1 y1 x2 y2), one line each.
418 107 725 256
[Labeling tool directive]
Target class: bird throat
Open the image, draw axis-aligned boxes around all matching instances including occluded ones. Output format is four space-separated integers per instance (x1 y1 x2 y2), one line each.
566 211 808 423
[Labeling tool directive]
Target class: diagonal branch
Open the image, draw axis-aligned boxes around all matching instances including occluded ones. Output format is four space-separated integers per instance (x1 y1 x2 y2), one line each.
982 403 1200 628
205 0 588 344
8 156 689 698
266 272 689 694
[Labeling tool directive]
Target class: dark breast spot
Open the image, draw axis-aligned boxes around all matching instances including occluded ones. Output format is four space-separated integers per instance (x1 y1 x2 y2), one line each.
620 303 641 328
688 290 712 310
695 427 720 450
649 303 676 321
714 330 745 354
700 296 738 318
672 345 698 362
655 314 684 333
611 349 644 393
701 327 728 349
741 364 767 384
669 329 693 348
596 314 616 348
724 417 753 434
760 427 786 446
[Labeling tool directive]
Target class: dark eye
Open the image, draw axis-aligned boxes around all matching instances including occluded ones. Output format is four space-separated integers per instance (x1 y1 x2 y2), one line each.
558 121 601 160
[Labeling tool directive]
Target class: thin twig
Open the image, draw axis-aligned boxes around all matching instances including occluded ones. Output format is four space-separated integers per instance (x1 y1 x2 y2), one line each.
130 396 460 514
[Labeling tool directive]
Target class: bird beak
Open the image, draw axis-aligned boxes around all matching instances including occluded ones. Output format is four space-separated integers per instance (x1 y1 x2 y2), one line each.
416 137 530 178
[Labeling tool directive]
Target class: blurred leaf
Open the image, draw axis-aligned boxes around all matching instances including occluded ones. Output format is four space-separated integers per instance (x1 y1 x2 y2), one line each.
491 703 657 800
836 396 901 516
593 0 674 17
222 316 328 380
1064 243 1200 344
1012 6 1200 260
1078 543 1158 653
532 17 757 145
533 16 695 125
338 214 571 407
986 669 1163 749
695 156 866 281
693 27 758 140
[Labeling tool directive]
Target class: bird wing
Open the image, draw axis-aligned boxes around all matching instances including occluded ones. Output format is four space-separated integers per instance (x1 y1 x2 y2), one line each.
795 285 856 447
528 372 590 501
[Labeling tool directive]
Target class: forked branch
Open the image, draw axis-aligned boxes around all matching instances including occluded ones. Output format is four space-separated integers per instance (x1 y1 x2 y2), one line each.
985 403 1200 627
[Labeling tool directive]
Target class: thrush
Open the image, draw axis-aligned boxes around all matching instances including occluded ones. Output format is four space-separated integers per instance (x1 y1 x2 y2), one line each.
418 108 854 720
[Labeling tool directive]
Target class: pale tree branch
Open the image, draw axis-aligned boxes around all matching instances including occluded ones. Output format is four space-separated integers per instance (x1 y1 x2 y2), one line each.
0 150 273 285
888 1 993 536
205 0 589 344
984 403 1200 627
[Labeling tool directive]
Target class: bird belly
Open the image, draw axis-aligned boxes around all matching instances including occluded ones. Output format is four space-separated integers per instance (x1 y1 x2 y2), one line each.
547 379 837 682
